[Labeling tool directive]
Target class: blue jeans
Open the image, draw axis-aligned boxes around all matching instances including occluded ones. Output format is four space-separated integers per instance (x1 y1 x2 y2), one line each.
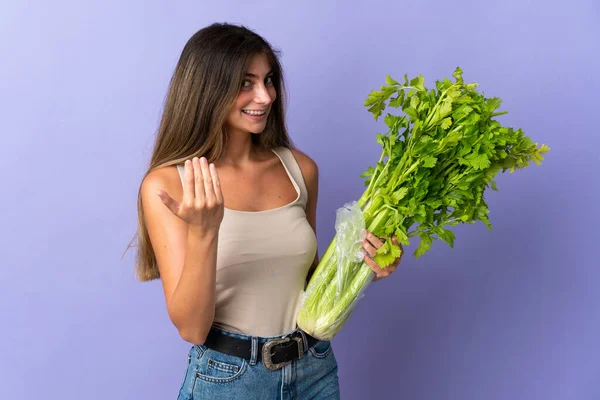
176 326 340 399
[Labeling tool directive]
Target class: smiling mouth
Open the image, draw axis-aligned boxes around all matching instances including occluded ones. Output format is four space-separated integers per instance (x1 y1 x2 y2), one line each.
242 109 267 116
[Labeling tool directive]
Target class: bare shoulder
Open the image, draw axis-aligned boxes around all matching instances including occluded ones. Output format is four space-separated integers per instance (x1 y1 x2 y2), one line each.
290 148 319 186
141 165 183 202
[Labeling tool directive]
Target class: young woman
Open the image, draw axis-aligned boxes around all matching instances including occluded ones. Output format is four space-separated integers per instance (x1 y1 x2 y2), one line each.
134 22 402 399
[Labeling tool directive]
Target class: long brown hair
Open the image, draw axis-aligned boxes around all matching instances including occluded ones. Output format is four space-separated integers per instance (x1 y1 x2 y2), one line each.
125 23 294 281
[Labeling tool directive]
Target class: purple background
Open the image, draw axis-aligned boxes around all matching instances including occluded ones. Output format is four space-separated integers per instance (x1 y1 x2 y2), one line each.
2 1 598 399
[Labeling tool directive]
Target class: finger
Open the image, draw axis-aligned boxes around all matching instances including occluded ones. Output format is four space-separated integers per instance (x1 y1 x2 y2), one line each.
209 163 223 203
365 230 385 249
362 253 382 276
193 158 206 201
182 160 195 206
200 157 215 202
156 189 180 215
361 239 378 258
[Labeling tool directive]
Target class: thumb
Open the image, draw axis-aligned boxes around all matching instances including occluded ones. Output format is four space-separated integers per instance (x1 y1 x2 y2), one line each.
156 190 179 215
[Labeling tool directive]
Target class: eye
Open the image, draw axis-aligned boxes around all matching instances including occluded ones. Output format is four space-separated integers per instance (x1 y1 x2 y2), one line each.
241 80 252 89
265 76 274 85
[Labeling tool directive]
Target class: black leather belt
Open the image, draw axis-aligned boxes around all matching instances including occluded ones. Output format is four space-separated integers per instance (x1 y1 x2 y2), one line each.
204 328 320 371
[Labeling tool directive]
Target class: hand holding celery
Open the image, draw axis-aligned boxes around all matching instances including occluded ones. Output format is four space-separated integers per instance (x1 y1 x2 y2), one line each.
296 67 549 340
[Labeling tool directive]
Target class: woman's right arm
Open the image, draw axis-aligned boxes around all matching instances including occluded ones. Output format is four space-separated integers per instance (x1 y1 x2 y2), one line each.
141 157 224 344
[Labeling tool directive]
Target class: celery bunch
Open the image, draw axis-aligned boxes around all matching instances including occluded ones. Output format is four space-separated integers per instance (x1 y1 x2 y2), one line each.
296 67 549 340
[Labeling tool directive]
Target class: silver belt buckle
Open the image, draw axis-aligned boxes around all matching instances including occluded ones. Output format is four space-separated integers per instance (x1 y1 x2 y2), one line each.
262 336 304 371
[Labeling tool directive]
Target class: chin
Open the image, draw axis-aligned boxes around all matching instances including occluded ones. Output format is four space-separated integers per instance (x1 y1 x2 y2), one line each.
246 122 268 135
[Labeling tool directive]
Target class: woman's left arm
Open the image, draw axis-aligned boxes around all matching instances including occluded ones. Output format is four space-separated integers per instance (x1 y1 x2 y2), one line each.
292 149 402 284
291 149 320 285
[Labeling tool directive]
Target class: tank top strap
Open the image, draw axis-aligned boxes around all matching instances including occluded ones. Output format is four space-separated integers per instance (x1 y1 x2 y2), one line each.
175 163 185 186
271 146 308 206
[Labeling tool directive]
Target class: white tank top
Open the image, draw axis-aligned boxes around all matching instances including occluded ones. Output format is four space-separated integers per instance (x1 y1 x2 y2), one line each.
176 146 317 337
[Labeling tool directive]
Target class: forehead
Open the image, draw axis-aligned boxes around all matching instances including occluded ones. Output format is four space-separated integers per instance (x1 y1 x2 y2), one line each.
246 53 272 75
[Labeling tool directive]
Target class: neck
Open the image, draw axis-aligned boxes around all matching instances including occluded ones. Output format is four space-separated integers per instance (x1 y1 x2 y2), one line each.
219 128 260 167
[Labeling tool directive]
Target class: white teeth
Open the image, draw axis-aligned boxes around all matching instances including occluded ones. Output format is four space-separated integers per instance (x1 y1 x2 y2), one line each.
242 110 266 116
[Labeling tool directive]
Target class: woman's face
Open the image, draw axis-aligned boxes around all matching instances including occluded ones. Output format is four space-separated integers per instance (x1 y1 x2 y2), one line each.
225 52 277 136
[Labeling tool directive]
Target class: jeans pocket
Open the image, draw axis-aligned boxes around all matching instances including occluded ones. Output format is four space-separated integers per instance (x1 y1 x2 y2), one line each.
195 348 248 384
309 340 333 359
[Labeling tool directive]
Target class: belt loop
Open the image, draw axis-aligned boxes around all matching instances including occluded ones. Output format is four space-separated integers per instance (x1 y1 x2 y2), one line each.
298 329 309 352
249 336 258 365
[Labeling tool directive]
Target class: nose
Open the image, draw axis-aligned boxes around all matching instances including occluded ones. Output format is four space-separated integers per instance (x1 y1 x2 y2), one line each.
254 83 273 105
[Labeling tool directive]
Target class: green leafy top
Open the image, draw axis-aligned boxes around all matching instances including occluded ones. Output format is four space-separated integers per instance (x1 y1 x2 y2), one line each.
359 67 549 266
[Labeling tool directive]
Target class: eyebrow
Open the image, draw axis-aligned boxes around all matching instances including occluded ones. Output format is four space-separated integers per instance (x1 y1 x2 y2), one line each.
244 70 274 79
